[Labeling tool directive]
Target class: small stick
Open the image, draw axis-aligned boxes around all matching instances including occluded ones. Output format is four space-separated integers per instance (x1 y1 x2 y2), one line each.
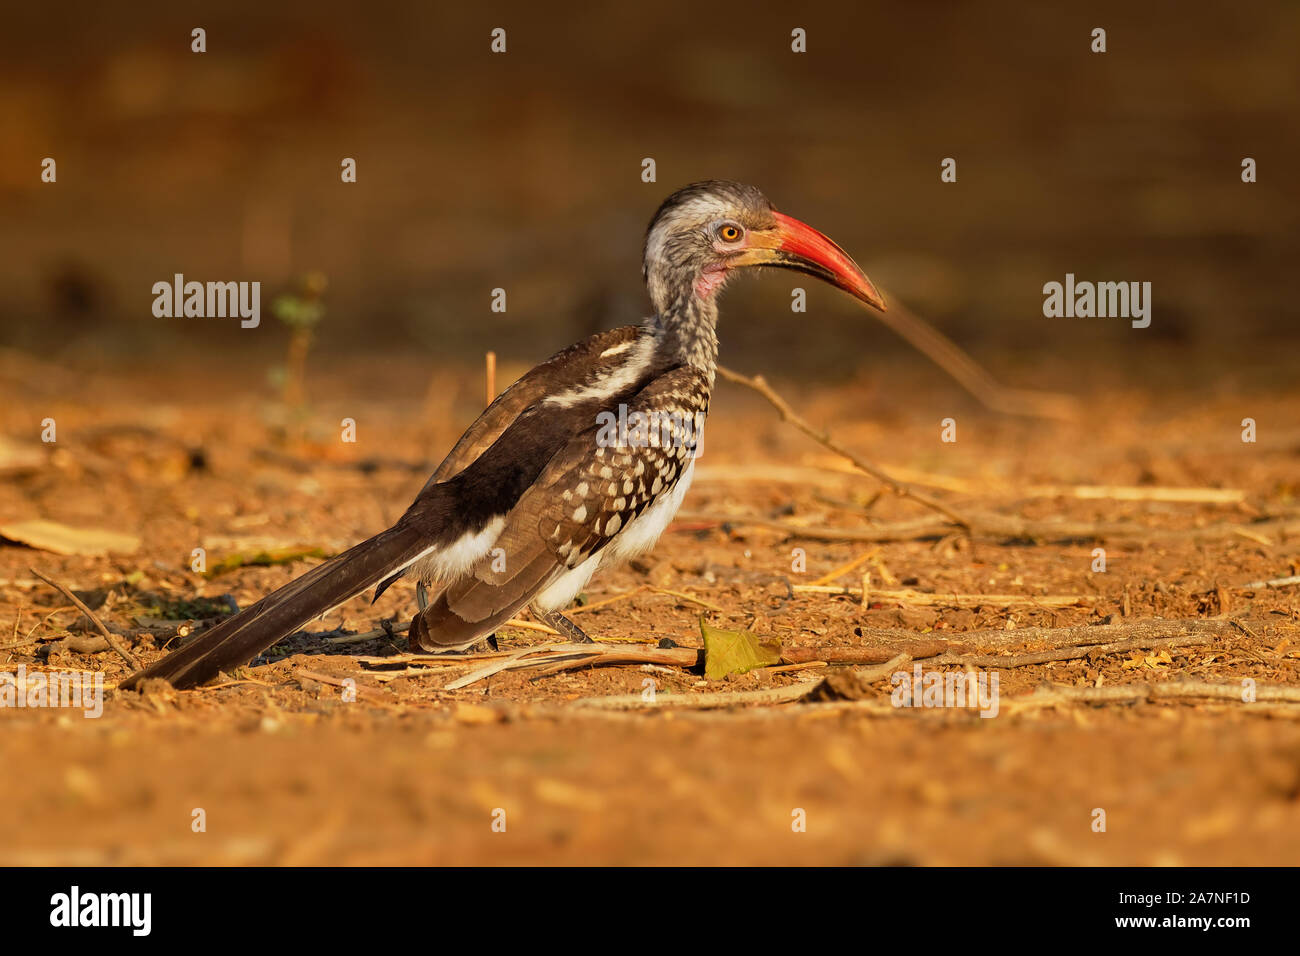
695 465 1246 505
29 567 138 669
844 653 914 687
935 633 1212 668
808 548 880 587
568 585 724 615
47 635 114 654
674 512 945 542
1037 484 1245 504
570 678 824 711
766 661 828 675
2 602 21 664
323 618 565 644
325 621 412 645
1239 575 1300 589
525 645 702 680
569 586 648 614
781 640 947 664
441 647 574 691
675 510 1300 546
794 584 1090 608
21 606 74 644
646 586 726 613
716 366 971 528
0 637 41 651
196 678 278 690
499 618 561 635
291 668 386 700
1011 680 1300 707
485 351 497 406
865 617 1234 654
351 650 512 665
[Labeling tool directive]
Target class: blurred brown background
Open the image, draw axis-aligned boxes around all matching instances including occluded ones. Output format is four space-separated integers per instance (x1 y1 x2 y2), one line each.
1 0 1296 382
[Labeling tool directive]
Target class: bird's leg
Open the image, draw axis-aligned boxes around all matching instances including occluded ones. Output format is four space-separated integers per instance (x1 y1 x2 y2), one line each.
538 609 595 644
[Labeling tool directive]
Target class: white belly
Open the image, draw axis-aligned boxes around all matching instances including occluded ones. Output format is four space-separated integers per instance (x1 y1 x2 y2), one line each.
531 459 696 613
601 458 695 566
531 553 603 613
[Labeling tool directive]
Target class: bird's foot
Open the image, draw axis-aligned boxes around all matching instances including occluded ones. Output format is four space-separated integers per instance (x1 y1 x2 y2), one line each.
538 609 595 644
407 626 496 655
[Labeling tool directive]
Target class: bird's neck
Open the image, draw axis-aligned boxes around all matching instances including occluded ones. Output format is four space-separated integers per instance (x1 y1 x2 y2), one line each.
645 294 719 385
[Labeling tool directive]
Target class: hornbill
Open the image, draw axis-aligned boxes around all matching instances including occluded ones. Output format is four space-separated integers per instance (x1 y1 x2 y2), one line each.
120 181 885 691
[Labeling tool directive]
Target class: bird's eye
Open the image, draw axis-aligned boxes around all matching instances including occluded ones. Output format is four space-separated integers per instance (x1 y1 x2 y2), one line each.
716 223 744 243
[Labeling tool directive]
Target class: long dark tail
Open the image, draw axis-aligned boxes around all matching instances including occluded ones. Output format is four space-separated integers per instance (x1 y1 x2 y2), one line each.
120 521 435 691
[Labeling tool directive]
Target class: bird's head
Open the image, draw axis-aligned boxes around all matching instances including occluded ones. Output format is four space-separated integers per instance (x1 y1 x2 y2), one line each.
642 180 886 319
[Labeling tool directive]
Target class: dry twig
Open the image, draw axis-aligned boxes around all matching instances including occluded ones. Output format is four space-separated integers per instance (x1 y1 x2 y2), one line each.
570 678 821 711
1011 680 1300 708
676 510 1300 546
1239 574 1300 590
29 567 138 669
795 583 1090 608
937 633 1213 669
716 366 972 528
291 668 387 700
808 548 880 587
864 617 1234 653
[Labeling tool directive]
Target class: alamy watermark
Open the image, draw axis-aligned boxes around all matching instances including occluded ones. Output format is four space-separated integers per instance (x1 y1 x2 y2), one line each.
0 665 103 718
1043 273 1150 328
892 663 999 718
595 404 705 458
50 886 150 936
152 273 260 328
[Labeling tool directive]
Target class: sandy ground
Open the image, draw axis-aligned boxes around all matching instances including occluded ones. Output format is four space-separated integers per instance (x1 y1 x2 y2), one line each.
0 349 1297 865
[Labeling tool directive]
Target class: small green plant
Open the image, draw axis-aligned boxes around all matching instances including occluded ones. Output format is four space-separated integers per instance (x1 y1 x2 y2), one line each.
269 271 328 428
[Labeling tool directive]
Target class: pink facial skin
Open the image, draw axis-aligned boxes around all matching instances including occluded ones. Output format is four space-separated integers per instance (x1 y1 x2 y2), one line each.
694 263 730 299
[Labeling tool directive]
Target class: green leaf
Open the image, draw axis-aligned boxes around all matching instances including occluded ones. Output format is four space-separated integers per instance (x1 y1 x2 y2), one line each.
701 620 782 680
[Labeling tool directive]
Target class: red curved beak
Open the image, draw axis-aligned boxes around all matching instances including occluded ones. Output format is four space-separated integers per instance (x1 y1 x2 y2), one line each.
771 211 886 312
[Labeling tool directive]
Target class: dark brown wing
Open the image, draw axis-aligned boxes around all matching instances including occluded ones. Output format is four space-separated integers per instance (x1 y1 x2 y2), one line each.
426 325 646 484
410 365 710 649
375 325 647 602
